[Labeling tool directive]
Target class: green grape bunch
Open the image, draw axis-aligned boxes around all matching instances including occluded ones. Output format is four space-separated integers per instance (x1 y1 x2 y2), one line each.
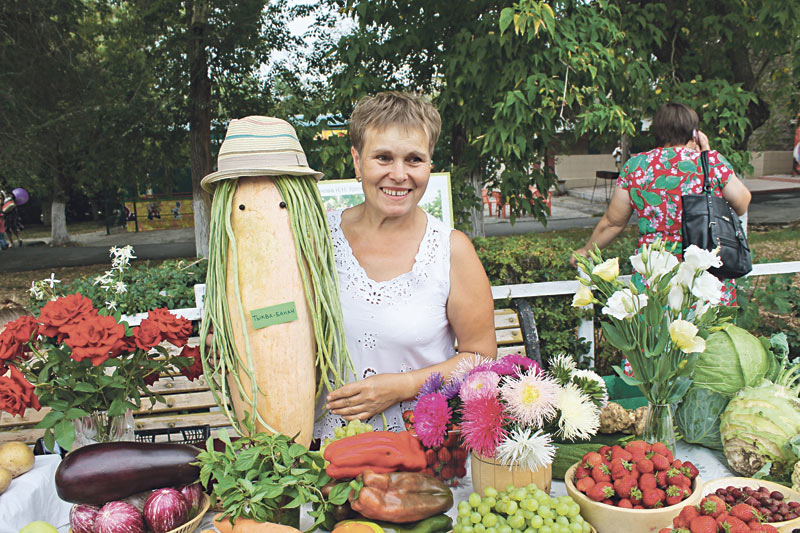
454 484 591 533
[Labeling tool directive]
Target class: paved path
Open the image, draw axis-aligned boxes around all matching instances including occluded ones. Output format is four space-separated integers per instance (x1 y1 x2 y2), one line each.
1 177 797 273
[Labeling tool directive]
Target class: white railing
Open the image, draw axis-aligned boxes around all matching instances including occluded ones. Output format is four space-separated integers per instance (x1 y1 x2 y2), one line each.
124 261 800 363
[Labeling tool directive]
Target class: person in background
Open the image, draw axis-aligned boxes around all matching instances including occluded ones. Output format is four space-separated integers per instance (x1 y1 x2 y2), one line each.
570 102 751 305
315 91 497 439
0 213 8 250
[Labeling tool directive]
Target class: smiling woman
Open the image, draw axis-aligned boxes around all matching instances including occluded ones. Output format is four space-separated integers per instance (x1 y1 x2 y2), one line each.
314 91 497 440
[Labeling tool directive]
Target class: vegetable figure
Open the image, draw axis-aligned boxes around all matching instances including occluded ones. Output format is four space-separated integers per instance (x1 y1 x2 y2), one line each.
349 471 454 523
200 117 354 446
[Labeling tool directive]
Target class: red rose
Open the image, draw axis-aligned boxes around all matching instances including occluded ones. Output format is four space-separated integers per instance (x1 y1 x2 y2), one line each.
39 294 97 339
148 308 193 347
62 314 126 366
0 365 41 417
0 336 23 374
179 345 203 381
3 315 39 345
141 366 160 386
133 318 163 350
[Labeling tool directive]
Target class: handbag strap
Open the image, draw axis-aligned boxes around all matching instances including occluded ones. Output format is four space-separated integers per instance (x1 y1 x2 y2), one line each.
699 150 713 192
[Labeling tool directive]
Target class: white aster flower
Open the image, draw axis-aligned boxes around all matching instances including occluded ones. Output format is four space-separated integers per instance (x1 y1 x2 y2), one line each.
668 284 685 311
500 370 561 428
602 289 647 320
592 258 619 282
549 353 577 377
691 271 723 305
683 245 722 272
114 281 128 294
556 383 601 441
571 369 609 407
673 262 696 287
571 284 595 307
669 319 706 353
630 249 678 283
495 427 556 470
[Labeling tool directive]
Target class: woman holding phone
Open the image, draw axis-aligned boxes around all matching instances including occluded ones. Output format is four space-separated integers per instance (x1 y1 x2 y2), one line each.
570 102 751 305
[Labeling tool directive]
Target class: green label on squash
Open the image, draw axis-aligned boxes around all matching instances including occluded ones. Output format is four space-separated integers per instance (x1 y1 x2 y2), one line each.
250 301 298 329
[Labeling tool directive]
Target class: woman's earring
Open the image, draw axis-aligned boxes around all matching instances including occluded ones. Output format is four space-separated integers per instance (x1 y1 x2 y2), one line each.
356 175 362 182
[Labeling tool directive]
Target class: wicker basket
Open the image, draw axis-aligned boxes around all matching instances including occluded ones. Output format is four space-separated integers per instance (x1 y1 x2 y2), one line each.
69 494 210 533
702 477 800 533
470 453 552 495
564 463 703 533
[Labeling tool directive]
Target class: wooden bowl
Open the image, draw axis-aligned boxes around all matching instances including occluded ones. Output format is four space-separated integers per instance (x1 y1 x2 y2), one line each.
564 463 703 533
702 477 800 533
69 494 210 533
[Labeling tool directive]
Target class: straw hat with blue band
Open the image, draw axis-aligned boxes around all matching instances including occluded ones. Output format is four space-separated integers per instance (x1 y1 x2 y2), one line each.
201 116 322 193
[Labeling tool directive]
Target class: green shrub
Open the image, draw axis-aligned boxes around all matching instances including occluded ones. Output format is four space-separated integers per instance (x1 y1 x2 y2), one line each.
29 258 208 315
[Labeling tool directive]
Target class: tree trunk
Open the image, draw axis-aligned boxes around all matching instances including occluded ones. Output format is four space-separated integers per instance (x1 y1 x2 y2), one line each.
451 123 484 237
187 0 212 258
41 199 52 227
51 200 70 245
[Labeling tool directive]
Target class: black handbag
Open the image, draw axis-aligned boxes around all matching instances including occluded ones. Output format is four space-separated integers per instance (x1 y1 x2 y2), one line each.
681 150 752 279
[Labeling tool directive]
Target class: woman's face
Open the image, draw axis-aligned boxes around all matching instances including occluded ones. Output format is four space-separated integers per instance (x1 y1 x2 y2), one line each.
351 124 431 218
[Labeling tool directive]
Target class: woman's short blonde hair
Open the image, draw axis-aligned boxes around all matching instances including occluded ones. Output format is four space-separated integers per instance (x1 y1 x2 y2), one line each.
349 91 442 156
0 299 29 331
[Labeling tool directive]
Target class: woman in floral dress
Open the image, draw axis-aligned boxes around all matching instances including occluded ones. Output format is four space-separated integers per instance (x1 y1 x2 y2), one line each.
571 102 752 306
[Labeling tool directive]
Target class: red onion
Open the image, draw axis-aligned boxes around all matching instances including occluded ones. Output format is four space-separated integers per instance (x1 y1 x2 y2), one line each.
177 483 204 518
69 504 99 533
144 488 189 533
94 501 145 533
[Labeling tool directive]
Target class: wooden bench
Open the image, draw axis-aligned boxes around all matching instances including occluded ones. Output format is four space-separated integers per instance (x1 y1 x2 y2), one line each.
2 299 539 446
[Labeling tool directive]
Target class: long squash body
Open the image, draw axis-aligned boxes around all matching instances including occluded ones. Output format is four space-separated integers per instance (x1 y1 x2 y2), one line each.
226 177 316 447
54 442 200 505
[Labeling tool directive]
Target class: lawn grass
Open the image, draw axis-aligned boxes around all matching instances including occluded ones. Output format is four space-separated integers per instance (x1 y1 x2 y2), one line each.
22 220 118 239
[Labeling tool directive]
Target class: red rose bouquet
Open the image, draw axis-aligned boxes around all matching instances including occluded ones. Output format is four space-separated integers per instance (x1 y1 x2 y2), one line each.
0 293 202 450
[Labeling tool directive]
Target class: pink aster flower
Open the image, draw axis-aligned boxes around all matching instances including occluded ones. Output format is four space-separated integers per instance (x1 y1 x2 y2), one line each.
491 354 541 376
413 392 451 448
460 371 501 403
460 395 509 458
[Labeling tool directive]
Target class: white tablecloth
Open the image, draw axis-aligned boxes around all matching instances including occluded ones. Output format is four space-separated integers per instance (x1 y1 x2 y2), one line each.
0 454 73 533
10 441 736 533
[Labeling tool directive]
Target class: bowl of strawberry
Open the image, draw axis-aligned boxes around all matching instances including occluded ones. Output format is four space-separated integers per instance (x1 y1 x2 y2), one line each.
564 440 703 533
659 492 784 532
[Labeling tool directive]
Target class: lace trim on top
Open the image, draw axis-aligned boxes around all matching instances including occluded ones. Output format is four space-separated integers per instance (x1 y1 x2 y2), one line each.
329 209 448 305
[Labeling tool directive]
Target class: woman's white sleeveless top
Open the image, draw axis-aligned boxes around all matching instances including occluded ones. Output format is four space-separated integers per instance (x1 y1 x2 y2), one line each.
313 209 456 440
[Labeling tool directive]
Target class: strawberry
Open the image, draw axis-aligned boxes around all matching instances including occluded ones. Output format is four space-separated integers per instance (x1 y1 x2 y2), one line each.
656 470 669 488
610 445 633 462
689 515 717 533
749 524 779 532
629 486 643 506
583 451 604 470
625 440 649 453
729 503 759 523
665 485 683 506
443 431 459 447
651 442 674 462
672 458 683 470
601 498 614 506
586 481 615 502
666 468 689 487
651 453 671 471
422 467 435 477
455 465 467 478
699 495 726 518
642 488 665 508
658 528 671 533
613 475 638 499
676 505 701 525
617 498 633 508
681 461 700 480
574 464 590 480
636 458 655 474
610 458 634 479
575 476 596 493
714 511 729 527
451 448 467 462
629 448 646 463
424 449 437 466
598 445 612 461
639 473 657 490
437 447 451 463
717 516 750 533
402 409 414 422
591 463 612 483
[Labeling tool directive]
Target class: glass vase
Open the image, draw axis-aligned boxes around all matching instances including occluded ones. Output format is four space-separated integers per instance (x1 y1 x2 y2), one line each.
72 409 135 449
643 402 676 453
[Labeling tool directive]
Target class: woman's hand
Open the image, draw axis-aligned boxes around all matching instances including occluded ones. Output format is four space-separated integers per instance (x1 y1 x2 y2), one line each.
691 130 710 151
569 248 589 268
326 373 413 421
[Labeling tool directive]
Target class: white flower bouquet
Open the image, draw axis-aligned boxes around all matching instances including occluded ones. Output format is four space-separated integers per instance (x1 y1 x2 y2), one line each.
572 240 730 406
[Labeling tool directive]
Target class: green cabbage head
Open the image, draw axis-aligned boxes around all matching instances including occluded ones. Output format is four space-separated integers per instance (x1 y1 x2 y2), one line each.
676 386 728 450
693 325 769 397
720 378 800 477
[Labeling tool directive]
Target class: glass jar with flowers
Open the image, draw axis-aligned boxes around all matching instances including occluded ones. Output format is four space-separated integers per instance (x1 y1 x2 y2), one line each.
571 240 729 451
0 246 204 451
412 354 607 494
